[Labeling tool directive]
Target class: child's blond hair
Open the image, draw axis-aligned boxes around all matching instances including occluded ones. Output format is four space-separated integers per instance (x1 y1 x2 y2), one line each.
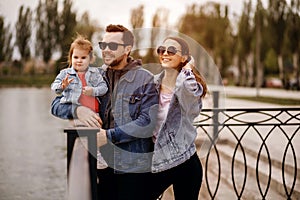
68 34 95 67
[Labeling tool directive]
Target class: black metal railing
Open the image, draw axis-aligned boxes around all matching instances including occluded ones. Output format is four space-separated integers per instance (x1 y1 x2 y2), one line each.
64 108 300 200
194 108 300 200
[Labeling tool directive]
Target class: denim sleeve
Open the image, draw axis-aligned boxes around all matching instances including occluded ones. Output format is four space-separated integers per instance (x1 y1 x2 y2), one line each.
51 69 67 95
92 73 108 97
175 68 203 116
106 75 159 144
50 96 78 119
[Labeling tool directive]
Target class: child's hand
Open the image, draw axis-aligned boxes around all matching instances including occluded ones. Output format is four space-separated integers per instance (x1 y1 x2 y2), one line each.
61 74 74 90
83 86 93 96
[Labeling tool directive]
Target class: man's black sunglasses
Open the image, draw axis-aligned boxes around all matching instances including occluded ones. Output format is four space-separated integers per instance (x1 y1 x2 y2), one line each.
156 46 181 56
98 42 129 51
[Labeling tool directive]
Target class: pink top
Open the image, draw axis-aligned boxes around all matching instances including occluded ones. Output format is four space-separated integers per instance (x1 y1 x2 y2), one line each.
153 90 173 142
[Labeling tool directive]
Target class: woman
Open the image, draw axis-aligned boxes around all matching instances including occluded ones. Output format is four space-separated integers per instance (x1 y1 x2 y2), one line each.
150 36 207 200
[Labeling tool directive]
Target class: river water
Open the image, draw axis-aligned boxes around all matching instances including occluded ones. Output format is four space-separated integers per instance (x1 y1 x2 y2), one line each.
0 88 69 200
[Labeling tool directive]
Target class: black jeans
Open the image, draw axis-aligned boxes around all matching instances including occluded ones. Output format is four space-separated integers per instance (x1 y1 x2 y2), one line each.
97 167 115 200
97 167 153 200
149 153 203 200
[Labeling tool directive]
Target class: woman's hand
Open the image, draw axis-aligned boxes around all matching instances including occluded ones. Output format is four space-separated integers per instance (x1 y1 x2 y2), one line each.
76 106 102 127
97 129 108 147
183 56 195 70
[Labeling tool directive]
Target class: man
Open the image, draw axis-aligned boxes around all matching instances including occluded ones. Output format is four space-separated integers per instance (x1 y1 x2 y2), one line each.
51 24 158 200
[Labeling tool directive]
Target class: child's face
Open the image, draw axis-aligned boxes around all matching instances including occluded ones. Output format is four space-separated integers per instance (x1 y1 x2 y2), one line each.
72 48 91 72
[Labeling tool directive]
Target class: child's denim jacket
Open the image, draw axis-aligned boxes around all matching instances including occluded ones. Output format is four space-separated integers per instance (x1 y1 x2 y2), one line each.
152 68 203 173
51 66 107 104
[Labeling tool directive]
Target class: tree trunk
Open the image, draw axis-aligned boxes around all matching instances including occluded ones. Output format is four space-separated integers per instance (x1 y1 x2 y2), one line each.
240 61 247 86
292 52 299 90
278 55 284 85
216 56 222 85
247 53 254 87
233 54 239 85
255 21 262 97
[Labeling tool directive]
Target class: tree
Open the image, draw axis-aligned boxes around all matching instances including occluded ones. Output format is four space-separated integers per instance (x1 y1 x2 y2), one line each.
254 0 267 95
15 5 32 63
130 5 144 58
179 2 233 80
267 0 287 86
178 4 200 42
211 3 232 79
0 17 5 62
57 0 76 71
35 0 60 64
285 0 300 89
75 12 99 41
143 7 169 70
237 1 254 86
3 24 13 62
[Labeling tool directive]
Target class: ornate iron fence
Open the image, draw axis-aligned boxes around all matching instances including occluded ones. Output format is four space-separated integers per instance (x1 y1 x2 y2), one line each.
194 108 300 200
64 108 300 200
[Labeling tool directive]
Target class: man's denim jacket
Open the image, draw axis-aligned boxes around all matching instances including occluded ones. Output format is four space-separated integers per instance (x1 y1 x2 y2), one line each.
152 68 203 173
51 66 107 104
51 64 158 173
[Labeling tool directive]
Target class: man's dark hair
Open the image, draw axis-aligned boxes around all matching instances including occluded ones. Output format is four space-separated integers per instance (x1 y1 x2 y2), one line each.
106 24 134 47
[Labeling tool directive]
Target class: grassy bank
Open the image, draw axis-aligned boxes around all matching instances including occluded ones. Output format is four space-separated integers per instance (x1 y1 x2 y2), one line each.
228 95 300 106
1 76 299 106
0 75 56 88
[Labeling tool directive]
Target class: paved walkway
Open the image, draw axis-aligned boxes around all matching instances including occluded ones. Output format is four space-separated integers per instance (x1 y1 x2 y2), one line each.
224 86 300 100
202 86 300 109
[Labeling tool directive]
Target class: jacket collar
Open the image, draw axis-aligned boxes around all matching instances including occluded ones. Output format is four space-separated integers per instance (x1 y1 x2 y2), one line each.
106 57 142 83
67 66 96 74
154 70 165 91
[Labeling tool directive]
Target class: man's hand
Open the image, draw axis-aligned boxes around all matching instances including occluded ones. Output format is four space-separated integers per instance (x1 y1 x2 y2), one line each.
97 129 108 147
76 106 102 127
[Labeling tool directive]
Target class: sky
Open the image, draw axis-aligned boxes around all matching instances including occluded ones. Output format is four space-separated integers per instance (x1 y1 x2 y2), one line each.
0 0 269 29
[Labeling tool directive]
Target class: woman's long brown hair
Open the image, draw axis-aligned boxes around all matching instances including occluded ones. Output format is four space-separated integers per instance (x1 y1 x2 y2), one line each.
164 37 208 98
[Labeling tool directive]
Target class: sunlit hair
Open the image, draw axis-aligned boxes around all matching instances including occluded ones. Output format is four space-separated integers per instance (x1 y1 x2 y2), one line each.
163 36 208 98
105 24 134 56
68 34 94 67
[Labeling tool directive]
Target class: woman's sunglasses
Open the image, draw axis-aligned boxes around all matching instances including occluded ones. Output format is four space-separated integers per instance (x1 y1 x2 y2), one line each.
98 42 128 51
156 46 181 56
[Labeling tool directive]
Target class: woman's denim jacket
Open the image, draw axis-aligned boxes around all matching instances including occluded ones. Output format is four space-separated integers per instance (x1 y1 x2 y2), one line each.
51 66 107 104
51 63 158 173
152 68 203 173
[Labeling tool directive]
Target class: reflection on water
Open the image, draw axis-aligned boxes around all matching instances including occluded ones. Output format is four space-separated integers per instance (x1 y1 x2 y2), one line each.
0 88 69 200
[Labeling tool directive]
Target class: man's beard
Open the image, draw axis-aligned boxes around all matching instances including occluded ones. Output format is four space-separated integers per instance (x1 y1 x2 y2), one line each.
109 54 126 68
